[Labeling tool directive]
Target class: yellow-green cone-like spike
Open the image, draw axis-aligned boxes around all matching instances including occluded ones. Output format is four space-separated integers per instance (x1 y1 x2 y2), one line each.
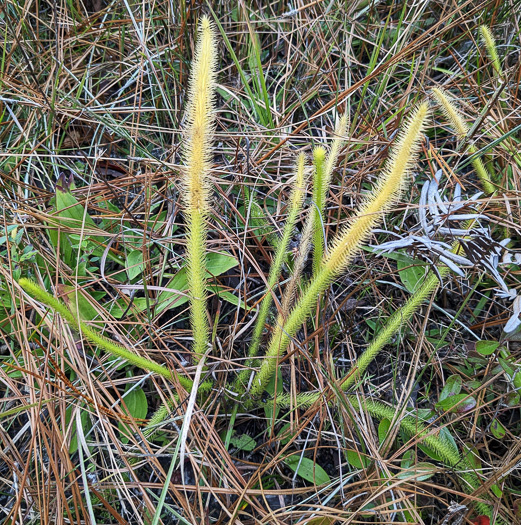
312 115 348 275
432 88 495 194
182 16 217 362
248 102 429 398
479 25 503 78
183 16 217 213
324 103 428 275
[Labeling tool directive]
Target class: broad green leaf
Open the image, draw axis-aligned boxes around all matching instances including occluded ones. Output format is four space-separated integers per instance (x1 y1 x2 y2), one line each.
48 175 99 266
463 444 482 470
277 422 296 446
126 249 144 280
378 418 391 445
416 409 435 422
505 391 520 407
397 256 427 292
238 188 278 248
0 225 18 246
119 386 148 444
155 252 238 315
365 247 419 265
48 174 122 266
498 357 521 388
400 450 415 470
284 455 330 485
490 418 507 439
439 375 462 402
498 356 515 376
397 461 437 482
346 449 370 469
67 406 92 455
230 433 256 452
109 286 245 319
476 340 500 356
109 298 150 318
305 518 336 525
208 286 246 309
491 484 503 498
98 200 123 233
60 284 99 321
435 394 476 413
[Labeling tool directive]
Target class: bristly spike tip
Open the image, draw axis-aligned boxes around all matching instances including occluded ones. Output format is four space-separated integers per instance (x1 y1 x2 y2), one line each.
479 25 503 78
181 16 218 363
325 102 429 275
432 88 495 194
182 15 217 213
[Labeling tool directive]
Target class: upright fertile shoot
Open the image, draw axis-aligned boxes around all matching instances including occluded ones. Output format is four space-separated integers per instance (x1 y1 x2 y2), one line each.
312 115 348 275
479 25 503 79
181 16 217 362
249 103 429 397
234 154 307 392
432 88 495 195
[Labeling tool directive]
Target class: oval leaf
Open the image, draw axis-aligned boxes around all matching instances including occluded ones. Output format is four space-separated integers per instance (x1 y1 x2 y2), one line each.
156 252 238 315
490 418 506 439
378 418 391 445
397 461 437 482
476 340 500 356
284 456 330 485
436 394 476 413
400 450 415 470
439 374 462 402
397 256 427 292
126 249 144 280
119 386 148 443
346 449 370 469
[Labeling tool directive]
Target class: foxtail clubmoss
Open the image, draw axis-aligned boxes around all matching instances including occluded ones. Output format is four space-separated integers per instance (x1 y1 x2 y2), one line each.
432 88 495 195
181 16 218 363
311 146 327 276
479 25 503 79
248 103 429 398
312 115 348 276
234 154 307 393
272 392 491 518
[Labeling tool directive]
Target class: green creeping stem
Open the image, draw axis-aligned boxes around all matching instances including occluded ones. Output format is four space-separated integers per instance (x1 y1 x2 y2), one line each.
18 278 212 393
341 213 485 394
274 263 452 404
245 103 429 398
274 392 492 518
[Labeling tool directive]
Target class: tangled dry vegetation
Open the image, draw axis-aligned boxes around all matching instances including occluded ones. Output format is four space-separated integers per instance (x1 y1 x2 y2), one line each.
1 1 521 524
